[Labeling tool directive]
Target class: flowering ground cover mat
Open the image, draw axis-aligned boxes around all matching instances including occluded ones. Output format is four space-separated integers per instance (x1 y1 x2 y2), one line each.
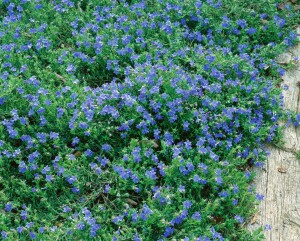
0 0 300 240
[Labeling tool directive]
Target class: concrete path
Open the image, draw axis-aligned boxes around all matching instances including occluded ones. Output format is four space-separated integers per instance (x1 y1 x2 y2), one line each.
247 43 300 240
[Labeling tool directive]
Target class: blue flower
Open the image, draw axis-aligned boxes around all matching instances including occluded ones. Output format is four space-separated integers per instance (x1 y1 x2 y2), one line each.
277 67 285 77
63 206 71 213
140 204 153 221
264 224 272 231
77 222 85 230
192 212 201 221
132 211 138 223
104 184 110 193
163 226 174 238
246 28 257 35
237 19 247 29
1 231 8 240
17 226 23 234
183 200 192 209
0 97 5 106
66 175 77 184
210 227 224 240
49 132 59 139
215 176 223 185
164 132 174 145
29 231 36 240
46 175 54 182
4 203 13 212
41 165 50 174
102 144 112 152
19 161 27 173
218 190 229 198
90 223 100 237
146 168 157 180
131 174 140 183
72 187 80 194
66 63 76 74
183 121 189 131
178 185 185 193
131 147 141 163
234 215 244 224
193 175 207 185
134 233 142 241
39 227 45 234
113 215 123 224
255 193 264 201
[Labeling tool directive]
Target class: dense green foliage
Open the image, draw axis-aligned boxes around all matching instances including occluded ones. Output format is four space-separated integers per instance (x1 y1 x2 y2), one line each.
0 0 299 240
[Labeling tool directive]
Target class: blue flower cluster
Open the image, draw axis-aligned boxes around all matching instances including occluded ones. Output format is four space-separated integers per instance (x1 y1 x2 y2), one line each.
0 0 298 240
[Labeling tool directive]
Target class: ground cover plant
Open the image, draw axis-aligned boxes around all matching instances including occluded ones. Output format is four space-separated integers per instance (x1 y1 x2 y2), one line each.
0 0 300 240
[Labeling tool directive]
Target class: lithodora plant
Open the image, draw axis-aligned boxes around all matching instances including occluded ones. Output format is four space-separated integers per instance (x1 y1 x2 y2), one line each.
0 0 299 240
